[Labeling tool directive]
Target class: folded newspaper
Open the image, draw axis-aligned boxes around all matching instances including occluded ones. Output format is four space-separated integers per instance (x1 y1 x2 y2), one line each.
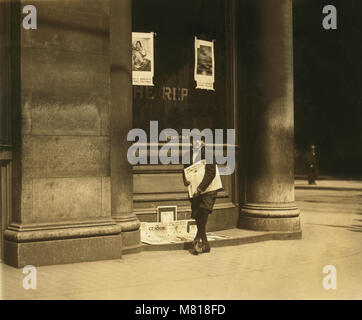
184 160 223 198
140 220 230 245
140 220 196 245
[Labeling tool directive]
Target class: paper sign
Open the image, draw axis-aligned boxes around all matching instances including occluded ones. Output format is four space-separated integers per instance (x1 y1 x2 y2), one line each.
132 32 154 86
194 37 215 90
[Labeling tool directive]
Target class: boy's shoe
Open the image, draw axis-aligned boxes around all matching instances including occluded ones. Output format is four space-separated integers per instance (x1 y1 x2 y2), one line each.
190 248 199 255
201 243 211 253
196 241 204 253
190 241 201 255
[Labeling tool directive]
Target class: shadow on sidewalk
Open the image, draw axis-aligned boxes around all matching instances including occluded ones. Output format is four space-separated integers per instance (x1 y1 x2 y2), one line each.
305 221 362 233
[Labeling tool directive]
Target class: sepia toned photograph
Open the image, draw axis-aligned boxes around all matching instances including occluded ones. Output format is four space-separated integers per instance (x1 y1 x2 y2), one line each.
132 32 154 85
132 37 152 72
0 0 361 308
196 45 213 76
194 37 215 90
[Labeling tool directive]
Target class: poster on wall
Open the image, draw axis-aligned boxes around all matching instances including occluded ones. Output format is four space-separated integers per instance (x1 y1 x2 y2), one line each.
194 37 215 90
132 32 154 86
157 205 177 222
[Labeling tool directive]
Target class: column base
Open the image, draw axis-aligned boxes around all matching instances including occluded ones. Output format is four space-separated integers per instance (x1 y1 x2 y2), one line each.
112 214 141 252
3 220 122 268
239 203 301 232
122 229 143 254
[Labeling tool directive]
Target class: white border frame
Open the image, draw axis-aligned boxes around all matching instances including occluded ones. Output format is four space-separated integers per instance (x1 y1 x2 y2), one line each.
194 37 215 90
132 32 154 86
156 205 178 222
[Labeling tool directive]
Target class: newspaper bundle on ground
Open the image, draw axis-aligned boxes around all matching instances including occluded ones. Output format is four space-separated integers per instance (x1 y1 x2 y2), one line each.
140 220 230 245
184 160 223 198
140 220 196 245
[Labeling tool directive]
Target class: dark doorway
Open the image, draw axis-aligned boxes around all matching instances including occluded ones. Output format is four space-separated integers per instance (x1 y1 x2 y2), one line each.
0 0 13 261
0 162 11 261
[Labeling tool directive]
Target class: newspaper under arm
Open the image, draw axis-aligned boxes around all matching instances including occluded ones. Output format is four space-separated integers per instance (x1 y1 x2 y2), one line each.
183 160 223 198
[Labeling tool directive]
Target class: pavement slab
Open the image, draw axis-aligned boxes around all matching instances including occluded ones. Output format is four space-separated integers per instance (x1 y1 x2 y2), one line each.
0 183 361 300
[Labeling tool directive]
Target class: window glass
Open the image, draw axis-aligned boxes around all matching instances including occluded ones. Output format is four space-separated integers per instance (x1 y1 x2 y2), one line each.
132 0 229 134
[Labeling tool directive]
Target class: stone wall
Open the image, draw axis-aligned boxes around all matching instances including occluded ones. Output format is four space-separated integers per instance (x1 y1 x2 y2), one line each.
4 0 122 267
20 0 110 223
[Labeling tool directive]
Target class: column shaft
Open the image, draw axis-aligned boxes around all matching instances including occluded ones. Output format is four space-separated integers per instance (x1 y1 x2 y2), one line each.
239 0 301 232
110 0 141 250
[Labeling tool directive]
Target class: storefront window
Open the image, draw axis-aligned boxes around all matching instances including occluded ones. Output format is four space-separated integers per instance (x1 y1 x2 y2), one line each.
132 0 229 134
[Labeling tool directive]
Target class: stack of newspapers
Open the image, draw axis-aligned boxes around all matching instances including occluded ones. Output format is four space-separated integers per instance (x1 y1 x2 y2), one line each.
140 220 230 245
140 220 196 245
183 159 223 198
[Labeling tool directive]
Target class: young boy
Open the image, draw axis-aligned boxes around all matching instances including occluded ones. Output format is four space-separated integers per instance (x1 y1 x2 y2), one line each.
183 137 218 254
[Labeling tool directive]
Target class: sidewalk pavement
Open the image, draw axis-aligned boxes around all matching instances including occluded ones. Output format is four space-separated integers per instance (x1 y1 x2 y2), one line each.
0 182 361 300
295 178 362 191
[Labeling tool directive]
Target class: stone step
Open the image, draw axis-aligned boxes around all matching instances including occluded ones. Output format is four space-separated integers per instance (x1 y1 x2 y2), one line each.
139 228 302 252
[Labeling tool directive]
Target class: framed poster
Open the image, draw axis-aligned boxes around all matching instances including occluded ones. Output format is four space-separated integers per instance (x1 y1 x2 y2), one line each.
132 32 154 86
194 37 215 90
157 205 177 222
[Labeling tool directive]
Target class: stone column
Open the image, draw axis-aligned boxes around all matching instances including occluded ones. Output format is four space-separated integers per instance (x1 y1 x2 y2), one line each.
239 0 301 233
3 0 123 268
110 0 141 251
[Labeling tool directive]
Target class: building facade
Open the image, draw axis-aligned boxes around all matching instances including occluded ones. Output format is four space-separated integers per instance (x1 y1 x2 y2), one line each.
0 0 301 267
